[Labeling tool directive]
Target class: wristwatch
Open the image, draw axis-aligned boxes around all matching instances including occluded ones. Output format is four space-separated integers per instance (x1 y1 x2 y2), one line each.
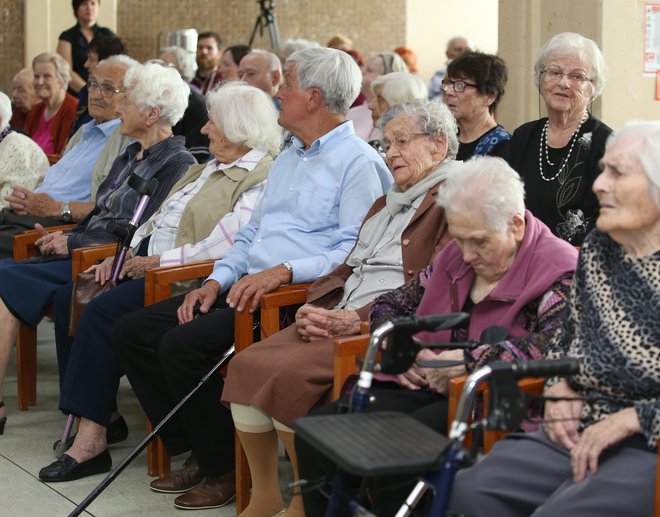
61 201 72 223
281 261 293 285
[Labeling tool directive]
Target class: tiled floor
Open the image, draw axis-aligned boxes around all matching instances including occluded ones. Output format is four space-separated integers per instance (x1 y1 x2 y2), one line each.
0 320 240 517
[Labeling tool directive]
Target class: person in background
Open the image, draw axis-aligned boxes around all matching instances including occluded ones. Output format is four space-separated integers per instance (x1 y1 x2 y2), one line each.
238 49 282 99
428 36 470 99
0 92 49 209
70 33 127 135
57 0 114 96
219 44 251 83
506 32 612 246
192 31 223 94
394 46 419 74
327 34 353 52
442 51 510 160
281 39 320 60
348 51 408 141
10 68 38 131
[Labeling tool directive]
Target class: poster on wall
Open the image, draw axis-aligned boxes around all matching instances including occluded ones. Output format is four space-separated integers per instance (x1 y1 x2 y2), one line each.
645 3 660 75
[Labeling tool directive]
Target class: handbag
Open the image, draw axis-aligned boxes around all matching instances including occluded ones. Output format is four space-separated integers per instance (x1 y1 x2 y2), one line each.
68 272 115 336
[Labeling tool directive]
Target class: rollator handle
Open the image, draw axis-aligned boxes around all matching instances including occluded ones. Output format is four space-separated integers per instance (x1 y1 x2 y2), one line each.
492 358 580 379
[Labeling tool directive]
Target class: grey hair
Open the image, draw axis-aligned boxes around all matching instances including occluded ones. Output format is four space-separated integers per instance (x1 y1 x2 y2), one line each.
379 99 459 160
207 82 282 156
123 62 190 126
159 45 198 82
373 51 409 75
371 72 427 106
286 47 362 115
249 49 282 74
533 32 607 100
0 92 11 131
97 54 139 73
281 39 320 59
32 52 71 85
437 156 526 232
608 120 660 208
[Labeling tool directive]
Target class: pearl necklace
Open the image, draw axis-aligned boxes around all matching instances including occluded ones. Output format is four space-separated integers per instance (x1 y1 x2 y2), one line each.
538 114 587 182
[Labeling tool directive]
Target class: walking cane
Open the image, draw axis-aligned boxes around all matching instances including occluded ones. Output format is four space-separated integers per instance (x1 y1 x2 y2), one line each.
54 174 159 458
67 345 235 517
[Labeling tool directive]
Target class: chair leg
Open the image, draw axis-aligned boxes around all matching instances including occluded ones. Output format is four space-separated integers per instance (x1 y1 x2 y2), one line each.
16 322 37 410
235 431 251 514
146 419 171 477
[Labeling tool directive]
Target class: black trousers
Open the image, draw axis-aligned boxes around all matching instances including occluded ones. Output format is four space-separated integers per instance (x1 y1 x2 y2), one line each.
296 384 448 516
113 293 237 477
0 208 63 258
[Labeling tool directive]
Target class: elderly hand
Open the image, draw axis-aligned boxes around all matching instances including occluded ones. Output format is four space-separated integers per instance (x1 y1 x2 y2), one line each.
295 305 362 341
5 186 58 217
34 223 69 256
418 348 466 394
226 265 291 313
570 407 642 482
177 280 221 324
120 255 161 280
86 255 115 285
543 380 584 450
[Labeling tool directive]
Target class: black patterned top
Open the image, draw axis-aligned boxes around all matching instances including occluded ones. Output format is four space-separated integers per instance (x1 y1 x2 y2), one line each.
546 230 660 449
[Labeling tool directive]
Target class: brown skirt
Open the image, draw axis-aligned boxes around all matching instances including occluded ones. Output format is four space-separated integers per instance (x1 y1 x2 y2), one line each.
221 325 339 428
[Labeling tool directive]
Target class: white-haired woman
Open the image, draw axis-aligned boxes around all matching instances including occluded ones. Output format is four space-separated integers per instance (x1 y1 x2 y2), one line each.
297 156 580 516
0 91 49 209
507 32 612 246
451 122 660 517
25 53 78 158
366 71 427 149
348 51 408 141
35 82 282 483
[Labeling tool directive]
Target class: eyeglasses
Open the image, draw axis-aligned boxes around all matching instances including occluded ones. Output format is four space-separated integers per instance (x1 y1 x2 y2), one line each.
541 68 592 86
441 79 478 93
381 132 428 153
88 79 126 98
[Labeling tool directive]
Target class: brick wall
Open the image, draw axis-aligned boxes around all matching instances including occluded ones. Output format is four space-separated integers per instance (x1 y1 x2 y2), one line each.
117 0 406 63
0 0 24 96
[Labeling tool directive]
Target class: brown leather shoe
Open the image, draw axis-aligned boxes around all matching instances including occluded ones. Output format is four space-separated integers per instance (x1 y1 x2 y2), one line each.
173 472 236 510
150 455 201 494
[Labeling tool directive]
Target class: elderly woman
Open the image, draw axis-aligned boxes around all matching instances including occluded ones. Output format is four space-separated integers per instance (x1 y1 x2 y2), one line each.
0 92 49 209
450 122 660 517
297 157 580 516
348 51 408 141
442 51 510 159
366 71 427 150
219 44 252 82
507 32 612 246
221 99 460 517
24 53 78 158
37 82 282 483
57 0 114 95
0 62 195 441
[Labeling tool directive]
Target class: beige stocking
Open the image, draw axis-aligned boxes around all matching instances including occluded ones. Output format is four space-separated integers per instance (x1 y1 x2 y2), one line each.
276 427 306 517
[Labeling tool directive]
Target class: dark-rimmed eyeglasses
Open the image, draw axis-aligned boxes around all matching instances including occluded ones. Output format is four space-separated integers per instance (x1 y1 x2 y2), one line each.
440 79 478 93
88 79 126 98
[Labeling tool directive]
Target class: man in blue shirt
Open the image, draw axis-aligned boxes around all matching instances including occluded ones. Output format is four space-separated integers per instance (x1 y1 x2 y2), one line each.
0 55 135 257
115 47 392 510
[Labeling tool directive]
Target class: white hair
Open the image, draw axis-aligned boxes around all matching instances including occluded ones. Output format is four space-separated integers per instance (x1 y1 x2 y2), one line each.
124 62 190 126
379 99 459 160
608 120 660 208
534 32 607 100
437 156 526 232
33 52 71 85
159 45 198 82
371 72 427 106
371 51 409 75
207 82 282 156
0 92 11 131
281 39 320 59
286 47 362 115
97 54 139 73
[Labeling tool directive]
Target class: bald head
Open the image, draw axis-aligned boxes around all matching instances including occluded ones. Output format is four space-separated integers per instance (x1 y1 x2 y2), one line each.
11 68 37 112
238 50 282 97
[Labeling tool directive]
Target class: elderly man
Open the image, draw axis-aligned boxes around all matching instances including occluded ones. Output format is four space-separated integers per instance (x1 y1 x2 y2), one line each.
10 68 38 131
238 49 282 99
0 55 135 258
192 31 223 94
114 47 392 510
428 36 470 99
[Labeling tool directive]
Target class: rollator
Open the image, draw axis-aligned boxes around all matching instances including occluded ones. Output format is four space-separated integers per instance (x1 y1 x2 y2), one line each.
295 315 580 517
53 173 159 458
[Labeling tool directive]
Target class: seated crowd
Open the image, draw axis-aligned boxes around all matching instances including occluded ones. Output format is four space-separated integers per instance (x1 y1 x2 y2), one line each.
0 20 657 517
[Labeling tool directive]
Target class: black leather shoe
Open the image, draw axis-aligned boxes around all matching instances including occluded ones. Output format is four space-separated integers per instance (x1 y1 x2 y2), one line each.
53 416 129 453
39 449 112 482
0 401 6 435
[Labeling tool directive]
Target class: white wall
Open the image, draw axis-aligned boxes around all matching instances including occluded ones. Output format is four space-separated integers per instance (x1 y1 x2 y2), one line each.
406 0 499 82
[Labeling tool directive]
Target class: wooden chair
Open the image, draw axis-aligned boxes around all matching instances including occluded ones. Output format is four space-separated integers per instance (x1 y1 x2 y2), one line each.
12 224 77 410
